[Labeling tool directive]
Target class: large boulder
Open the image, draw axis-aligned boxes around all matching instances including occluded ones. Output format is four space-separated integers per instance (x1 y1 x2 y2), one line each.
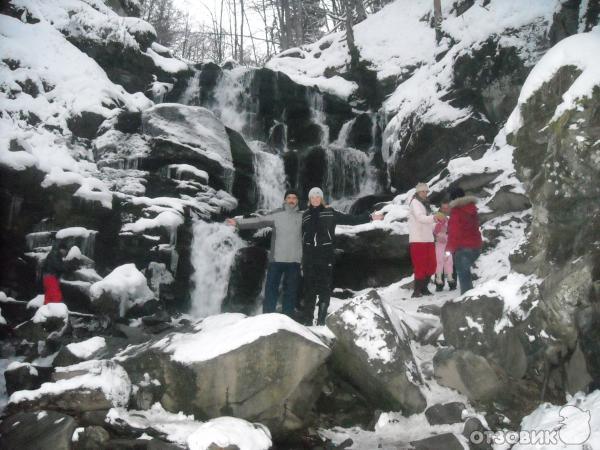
326 290 426 415
118 313 330 437
433 348 503 402
141 104 235 190
8 359 131 414
0 411 77 450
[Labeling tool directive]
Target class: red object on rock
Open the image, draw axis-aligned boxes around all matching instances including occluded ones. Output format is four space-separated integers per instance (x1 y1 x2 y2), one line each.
43 274 63 304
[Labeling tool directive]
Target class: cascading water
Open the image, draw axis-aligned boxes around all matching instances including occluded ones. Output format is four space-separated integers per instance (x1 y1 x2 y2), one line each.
325 146 378 211
179 69 202 106
333 118 356 147
307 90 330 147
190 220 244 318
250 143 287 211
212 67 258 137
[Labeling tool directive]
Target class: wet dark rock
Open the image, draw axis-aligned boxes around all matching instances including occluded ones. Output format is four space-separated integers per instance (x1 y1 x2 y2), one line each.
73 426 111 450
335 228 410 290
226 127 258 214
463 417 493 450
223 246 268 314
388 116 494 192
453 38 529 126
425 402 466 425
0 411 77 450
410 433 464 450
67 111 106 139
4 363 54 395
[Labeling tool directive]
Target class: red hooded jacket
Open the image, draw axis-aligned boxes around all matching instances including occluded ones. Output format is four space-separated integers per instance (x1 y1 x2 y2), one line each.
446 196 482 253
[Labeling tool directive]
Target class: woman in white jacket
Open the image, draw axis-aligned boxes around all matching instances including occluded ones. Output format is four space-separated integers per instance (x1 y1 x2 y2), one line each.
408 182 442 297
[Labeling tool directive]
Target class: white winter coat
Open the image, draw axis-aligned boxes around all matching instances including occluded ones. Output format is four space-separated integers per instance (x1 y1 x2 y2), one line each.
408 197 435 243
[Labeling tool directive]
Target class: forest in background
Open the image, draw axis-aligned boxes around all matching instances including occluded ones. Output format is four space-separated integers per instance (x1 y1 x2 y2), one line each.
141 0 398 64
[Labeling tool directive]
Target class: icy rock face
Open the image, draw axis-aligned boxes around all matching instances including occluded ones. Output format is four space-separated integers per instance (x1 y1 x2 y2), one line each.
0 410 77 450
507 30 600 385
326 290 426 414
118 313 330 437
142 104 235 189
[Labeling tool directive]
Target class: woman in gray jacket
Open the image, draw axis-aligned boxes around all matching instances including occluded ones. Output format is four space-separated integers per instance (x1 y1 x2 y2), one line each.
226 189 302 316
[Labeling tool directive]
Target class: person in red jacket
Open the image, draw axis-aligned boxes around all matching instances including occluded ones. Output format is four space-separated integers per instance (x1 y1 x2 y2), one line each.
446 187 482 294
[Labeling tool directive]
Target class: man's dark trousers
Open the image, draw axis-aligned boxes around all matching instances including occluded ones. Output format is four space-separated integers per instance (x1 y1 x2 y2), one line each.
263 262 301 315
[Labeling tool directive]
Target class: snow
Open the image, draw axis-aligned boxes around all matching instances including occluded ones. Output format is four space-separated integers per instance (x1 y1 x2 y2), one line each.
512 390 600 449
9 360 131 408
339 294 395 364
56 227 97 239
168 164 209 183
27 294 45 309
89 264 154 317
106 403 272 450
65 246 82 260
121 210 184 235
32 303 69 323
148 313 327 365
506 27 600 134
106 403 202 446
10 0 154 49
144 47 189 74
187 417 272 450
66 336 106 359
0 307 6 325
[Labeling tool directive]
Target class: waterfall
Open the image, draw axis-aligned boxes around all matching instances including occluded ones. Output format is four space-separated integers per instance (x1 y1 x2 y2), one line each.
250 144 286 210
179 69 202 106
307 90 330 147
190 220 244 318
334 118 356 147
212 67 258 137
325 146 378 211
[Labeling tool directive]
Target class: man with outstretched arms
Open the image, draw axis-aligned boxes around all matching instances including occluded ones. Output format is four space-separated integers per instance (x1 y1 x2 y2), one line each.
226 189 302 317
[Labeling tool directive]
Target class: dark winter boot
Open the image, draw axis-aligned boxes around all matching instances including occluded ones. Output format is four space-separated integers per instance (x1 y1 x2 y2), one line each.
448 279 457 291
411 279 423 298
421 277 433 296
316 302 329 326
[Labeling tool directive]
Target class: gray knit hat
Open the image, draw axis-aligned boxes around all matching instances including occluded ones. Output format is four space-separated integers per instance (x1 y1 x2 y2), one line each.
308 187 324 199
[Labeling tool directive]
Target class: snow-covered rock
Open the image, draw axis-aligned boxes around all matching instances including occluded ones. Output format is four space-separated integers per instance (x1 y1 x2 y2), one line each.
187 417 272 450
54 336 107 367
89 263 154 318
118 313 330 437
141 104 234 189
8 359 131 413
326 290 426 414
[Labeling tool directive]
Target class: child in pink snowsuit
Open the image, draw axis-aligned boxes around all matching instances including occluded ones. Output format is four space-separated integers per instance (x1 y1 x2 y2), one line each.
433 202 456 291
